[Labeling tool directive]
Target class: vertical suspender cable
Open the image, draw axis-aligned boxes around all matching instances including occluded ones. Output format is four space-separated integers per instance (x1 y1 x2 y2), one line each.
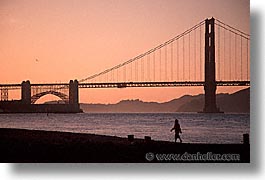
235 34 237 80
153 52 155 81
218 24 220 80
177 40 179 80
183 36 185 80
223 28 226 80
123 66 125 82
165 45 167 80
200 25 202 80
130 61 132 81
194 29 196 81
229 30 231 80
135 60 138 81
188 33 190 80
159 48 162 81
171 42 173 81
141 57 144 81
111 70 113 82
147 55 149 81
247 39 249 80
240 36 243 80
106 72 108 82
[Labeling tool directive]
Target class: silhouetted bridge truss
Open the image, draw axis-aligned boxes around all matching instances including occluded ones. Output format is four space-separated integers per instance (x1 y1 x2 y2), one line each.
0 80 250 90
0 17 250 113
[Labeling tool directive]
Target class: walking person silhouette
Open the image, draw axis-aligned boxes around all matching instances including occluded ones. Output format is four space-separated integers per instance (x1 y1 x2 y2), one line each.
170 119 182 143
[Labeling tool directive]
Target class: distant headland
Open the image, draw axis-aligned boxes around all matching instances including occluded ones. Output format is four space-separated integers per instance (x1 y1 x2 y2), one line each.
77 88 249 113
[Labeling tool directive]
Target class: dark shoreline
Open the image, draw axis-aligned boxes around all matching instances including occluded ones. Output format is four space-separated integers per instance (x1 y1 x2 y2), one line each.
0 128 250 163
0 102 83 113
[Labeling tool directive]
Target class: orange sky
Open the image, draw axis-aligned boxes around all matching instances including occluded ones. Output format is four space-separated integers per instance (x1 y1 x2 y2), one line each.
0 0 250 103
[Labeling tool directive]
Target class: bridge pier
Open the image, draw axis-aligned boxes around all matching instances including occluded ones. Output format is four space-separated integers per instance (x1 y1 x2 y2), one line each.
69 80 80 109
21 80 31 104
203 18 221 113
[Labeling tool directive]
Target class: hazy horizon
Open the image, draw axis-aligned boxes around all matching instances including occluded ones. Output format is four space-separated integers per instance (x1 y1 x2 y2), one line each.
45 87 249 105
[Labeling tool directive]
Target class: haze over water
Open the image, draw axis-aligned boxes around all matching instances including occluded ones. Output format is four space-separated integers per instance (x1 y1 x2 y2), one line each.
0 113 249 143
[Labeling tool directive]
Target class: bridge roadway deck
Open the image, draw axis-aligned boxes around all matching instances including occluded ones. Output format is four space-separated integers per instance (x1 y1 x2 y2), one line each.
78 81 250 88
0 81 250 90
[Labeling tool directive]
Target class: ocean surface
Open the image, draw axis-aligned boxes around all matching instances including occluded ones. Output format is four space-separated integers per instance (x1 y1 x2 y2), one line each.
0 113 249 144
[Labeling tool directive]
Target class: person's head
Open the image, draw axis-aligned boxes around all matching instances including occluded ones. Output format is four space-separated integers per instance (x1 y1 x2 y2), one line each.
175 119 178 124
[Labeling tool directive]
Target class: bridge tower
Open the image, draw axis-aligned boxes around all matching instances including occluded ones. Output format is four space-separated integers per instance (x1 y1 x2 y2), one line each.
203 18 220 113
69 80 79 106
21 80 31 104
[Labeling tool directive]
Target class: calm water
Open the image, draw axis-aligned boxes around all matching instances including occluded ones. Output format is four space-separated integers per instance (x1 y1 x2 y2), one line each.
0 113 249 143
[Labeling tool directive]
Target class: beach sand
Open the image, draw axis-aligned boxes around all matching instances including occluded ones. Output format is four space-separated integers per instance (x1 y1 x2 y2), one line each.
0 128 249 163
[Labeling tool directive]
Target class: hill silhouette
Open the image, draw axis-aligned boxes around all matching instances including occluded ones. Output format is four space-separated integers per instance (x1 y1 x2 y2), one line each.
80 88 250 113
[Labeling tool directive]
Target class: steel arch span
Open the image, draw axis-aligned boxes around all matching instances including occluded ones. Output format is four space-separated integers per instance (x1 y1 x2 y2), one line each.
31 91 69 104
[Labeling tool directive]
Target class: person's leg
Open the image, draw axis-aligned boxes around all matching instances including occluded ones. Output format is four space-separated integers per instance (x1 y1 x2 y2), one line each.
179 137 182 143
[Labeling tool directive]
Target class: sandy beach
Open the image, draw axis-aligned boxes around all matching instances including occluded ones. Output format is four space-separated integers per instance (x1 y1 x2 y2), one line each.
0 128 249 163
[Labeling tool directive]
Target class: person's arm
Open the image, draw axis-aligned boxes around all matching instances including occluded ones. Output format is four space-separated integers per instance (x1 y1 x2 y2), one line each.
170 127 175 132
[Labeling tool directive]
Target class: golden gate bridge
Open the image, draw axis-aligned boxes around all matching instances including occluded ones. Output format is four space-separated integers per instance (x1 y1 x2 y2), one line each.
0 17 250 113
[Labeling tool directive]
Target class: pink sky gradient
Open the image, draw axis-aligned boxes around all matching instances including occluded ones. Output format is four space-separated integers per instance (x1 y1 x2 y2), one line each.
0 0 249 103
